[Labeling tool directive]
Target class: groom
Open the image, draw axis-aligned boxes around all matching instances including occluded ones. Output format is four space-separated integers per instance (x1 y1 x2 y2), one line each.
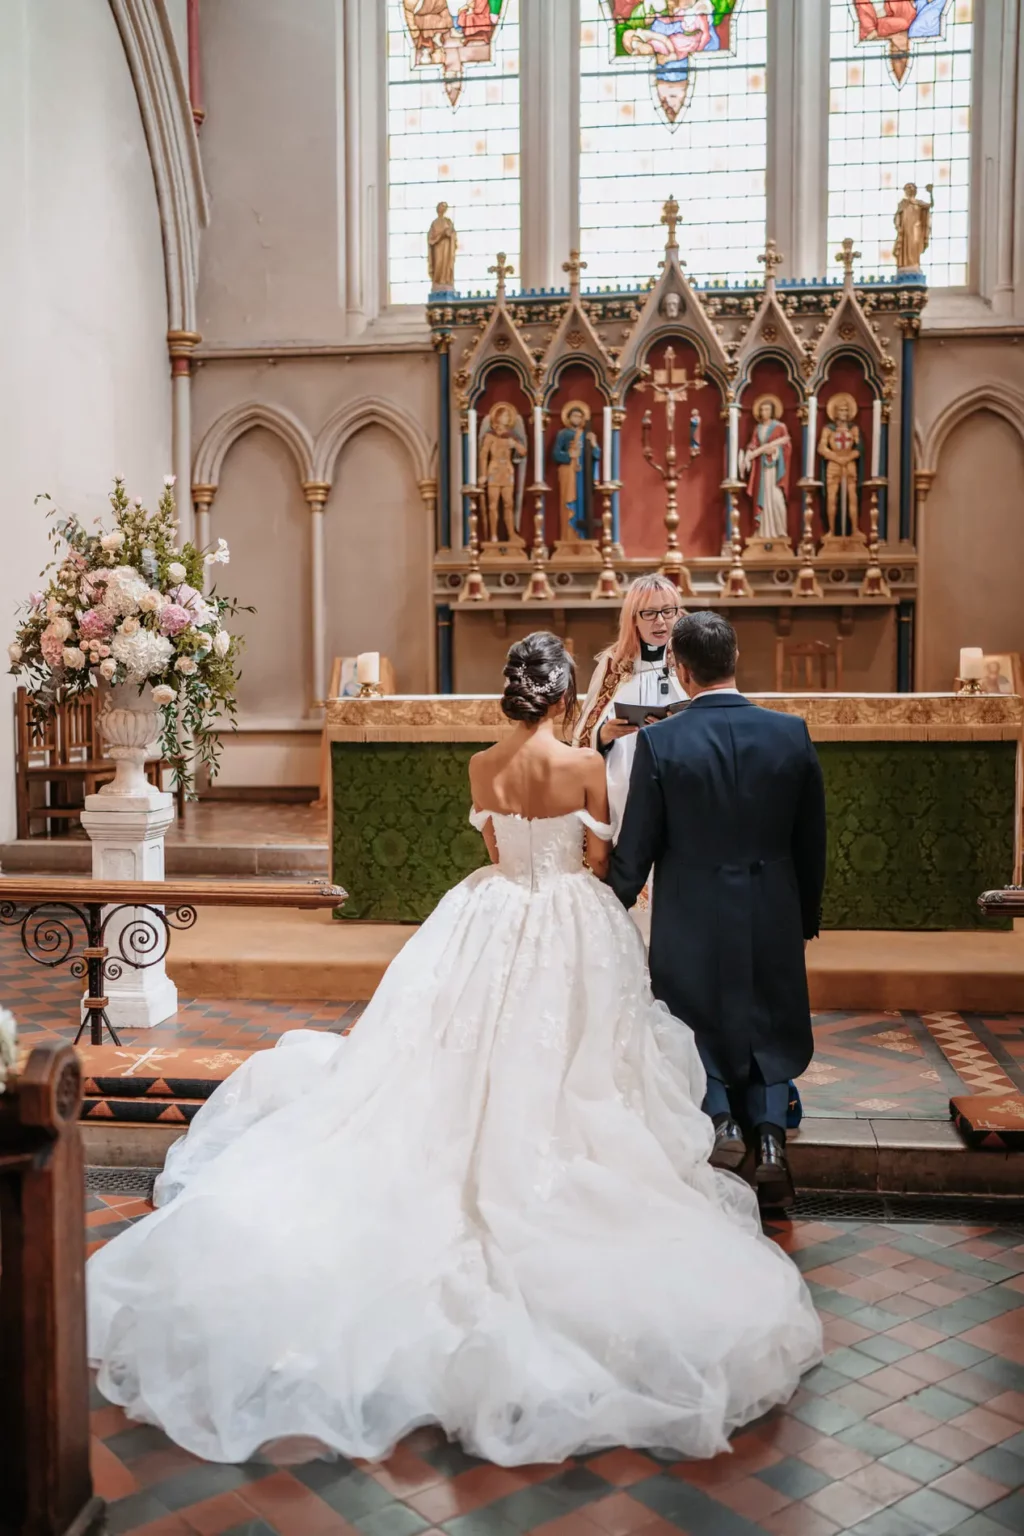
608 611 827 1208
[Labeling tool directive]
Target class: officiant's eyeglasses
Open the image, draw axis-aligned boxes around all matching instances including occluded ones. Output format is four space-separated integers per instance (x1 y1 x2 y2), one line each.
638 606 683 622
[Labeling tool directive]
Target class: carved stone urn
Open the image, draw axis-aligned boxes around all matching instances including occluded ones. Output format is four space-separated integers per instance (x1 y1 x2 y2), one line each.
96 682 163 798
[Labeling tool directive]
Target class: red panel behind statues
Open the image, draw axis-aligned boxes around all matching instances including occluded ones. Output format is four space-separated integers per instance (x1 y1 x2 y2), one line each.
619 338 726 560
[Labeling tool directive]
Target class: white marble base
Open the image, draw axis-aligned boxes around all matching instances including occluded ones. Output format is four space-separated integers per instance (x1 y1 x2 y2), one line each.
81 789 178 1032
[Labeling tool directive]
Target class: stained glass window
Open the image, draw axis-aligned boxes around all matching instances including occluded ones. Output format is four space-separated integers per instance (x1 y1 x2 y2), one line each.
578 0 767 289
386 0 521 306
827 1 973 287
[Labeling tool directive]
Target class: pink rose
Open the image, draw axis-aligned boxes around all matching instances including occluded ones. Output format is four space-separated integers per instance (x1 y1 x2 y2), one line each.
40 625 67 667
159 603 191 637
79 608 112 641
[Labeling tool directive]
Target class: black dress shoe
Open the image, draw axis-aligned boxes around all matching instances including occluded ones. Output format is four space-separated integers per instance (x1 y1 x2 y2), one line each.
710 1117 746 1171
754 1127 795 1210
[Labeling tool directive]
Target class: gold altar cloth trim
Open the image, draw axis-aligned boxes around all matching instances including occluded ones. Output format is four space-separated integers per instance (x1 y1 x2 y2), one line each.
326 694 1023 745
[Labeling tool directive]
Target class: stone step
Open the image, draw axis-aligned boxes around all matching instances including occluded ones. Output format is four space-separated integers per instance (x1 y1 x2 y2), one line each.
0 839 328 878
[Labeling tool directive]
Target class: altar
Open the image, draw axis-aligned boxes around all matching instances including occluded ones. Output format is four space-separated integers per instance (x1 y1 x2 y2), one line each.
328 693 1022 930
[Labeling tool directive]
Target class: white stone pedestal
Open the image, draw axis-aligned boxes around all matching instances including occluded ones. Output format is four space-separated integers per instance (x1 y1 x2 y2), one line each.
81 785 178 1031
81 681 178 1032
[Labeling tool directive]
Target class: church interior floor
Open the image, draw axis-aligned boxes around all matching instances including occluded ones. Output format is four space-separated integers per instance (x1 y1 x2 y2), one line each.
85 1190 1024 1536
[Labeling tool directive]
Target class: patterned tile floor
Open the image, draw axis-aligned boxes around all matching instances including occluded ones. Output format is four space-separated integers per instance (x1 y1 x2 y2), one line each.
86 1195 1024 1536
7 907 1022 1124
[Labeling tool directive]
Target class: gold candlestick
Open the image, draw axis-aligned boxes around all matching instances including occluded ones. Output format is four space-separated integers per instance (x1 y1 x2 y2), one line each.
591 480 621 600
794 476 823 599
523 481 554 602
858 479 891 598
636 347 702 597
459 484 489 603
721 478 753 599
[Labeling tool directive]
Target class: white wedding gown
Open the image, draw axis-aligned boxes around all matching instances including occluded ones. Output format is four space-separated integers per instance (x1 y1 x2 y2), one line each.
87 809 821 1467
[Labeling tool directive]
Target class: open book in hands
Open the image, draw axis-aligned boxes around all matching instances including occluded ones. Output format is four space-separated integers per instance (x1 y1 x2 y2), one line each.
613 699 689 727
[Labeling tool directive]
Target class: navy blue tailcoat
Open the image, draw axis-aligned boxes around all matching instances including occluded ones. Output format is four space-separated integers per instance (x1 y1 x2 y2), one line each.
608 692 827 1087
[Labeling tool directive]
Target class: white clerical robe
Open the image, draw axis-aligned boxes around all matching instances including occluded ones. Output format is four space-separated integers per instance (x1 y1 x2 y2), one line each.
583 650 687 841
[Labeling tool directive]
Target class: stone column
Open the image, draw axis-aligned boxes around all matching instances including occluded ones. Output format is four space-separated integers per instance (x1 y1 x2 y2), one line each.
167 331 201 546
303 481 330 709
192 483 216 570
80 686 177 1032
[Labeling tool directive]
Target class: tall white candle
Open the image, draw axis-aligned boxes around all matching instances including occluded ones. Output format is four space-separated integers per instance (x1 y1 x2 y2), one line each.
602 405 612 475
467 409 477 486
959 647 984 681
356 651 380 685
871 398 882 478
533 405 544 482
728 404 739 481
806 396 818 478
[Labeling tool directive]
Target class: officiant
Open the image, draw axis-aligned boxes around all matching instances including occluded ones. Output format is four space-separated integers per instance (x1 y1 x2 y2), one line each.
574 573 687 840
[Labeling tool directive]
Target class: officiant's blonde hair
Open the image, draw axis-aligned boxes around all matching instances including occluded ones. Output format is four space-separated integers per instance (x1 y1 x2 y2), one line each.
606 573 683 671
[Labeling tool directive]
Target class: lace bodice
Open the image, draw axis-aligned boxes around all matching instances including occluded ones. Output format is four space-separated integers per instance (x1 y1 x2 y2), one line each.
469 809 611 889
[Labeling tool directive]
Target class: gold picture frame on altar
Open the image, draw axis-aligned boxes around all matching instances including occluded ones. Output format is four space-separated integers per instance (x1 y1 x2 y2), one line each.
977 653 1024 698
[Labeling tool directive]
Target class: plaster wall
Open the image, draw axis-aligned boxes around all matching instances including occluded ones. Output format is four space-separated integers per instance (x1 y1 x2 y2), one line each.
0 0 171 838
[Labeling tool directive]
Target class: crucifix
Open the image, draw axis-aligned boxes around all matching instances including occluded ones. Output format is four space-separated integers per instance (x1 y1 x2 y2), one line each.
488 252 514 300
835 238 861 284
661 194 680 253
562 250 587 298
638 345 707 591
758 239 784 289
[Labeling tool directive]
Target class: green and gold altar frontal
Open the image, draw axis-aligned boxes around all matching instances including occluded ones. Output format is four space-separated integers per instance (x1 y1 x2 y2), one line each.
328 694 1023 929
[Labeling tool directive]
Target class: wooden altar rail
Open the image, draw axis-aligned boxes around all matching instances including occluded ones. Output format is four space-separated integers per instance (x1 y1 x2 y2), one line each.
0 1043 104 1536
0 878 347 1046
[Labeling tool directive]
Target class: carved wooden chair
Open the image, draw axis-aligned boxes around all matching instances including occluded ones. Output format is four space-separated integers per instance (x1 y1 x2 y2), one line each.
774 637 844 693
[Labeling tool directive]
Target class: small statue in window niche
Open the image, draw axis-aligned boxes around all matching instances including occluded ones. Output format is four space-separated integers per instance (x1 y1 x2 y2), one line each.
818 394 862 540
427 201 458 292
893 182 934 273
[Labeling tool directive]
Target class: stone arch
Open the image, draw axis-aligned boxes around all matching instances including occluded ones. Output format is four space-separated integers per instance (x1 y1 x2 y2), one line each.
312 398 434 486
192 403 316 487
921 383 1024 474
108 0 207 331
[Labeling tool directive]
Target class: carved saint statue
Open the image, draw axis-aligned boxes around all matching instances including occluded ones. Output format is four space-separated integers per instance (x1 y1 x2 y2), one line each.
478 402 527 546
817 393 861 538
427 201 457 291
893 182 934 273
553 400 601 543
740 394 791 542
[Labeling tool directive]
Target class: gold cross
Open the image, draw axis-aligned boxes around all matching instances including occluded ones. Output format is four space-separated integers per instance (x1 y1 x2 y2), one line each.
758 239 784 284
488 252 514 298
835 238 861 278
562 250 587 296
649 345 706 433
661 195 681 252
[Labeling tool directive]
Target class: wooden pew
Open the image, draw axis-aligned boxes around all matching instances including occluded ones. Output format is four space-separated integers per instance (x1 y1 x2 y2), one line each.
0 1042 105 1536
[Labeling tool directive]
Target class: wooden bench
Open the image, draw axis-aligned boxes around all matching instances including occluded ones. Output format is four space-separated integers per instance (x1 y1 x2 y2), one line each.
0 878 346 1047
0 1042 105 1536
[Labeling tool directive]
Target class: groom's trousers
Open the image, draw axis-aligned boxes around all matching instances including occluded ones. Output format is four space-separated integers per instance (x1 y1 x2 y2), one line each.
700 1051 789 1138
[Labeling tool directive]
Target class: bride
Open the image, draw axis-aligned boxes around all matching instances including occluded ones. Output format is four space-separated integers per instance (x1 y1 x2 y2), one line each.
87 632 821 1469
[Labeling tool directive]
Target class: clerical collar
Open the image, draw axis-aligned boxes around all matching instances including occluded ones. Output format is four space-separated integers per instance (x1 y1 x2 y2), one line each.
639 641 666 663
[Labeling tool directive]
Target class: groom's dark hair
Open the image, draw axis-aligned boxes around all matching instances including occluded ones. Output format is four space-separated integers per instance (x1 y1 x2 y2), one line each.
671 611 738 687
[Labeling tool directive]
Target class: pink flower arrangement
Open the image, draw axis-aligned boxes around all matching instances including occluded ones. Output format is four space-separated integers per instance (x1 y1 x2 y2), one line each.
159 603 191 638
79 608 112 641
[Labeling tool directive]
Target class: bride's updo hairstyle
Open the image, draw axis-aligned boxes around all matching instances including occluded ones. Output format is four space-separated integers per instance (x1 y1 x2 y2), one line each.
501 632 577 727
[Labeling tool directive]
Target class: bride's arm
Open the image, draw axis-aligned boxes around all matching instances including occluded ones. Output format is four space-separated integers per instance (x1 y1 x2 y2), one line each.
468 755 500 864
581 750 611 877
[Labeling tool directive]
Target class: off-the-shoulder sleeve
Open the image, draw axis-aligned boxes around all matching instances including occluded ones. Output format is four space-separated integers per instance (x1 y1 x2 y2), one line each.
468 808 492 832
575 809 613 841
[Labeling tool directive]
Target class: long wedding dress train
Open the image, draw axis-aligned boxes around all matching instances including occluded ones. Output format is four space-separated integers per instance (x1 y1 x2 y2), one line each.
87 809 822 1467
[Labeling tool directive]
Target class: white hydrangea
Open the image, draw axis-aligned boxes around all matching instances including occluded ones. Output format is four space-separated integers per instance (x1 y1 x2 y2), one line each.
0 1008 17 1094
103 566 151 618
110 628 173 680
